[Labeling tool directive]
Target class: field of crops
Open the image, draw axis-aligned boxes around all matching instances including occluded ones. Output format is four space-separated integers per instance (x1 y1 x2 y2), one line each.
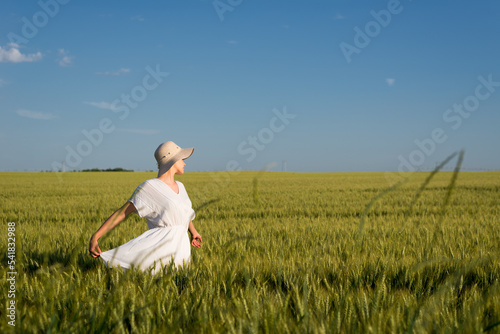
1 170 499 333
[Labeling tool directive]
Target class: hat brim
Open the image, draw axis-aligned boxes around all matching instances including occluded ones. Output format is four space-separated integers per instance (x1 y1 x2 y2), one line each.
157 147 194 177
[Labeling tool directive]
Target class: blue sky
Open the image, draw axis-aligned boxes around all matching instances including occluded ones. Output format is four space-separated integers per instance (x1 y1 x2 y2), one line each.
1 0 499 173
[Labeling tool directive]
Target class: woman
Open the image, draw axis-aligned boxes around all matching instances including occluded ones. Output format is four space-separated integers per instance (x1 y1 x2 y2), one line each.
89 141 202 274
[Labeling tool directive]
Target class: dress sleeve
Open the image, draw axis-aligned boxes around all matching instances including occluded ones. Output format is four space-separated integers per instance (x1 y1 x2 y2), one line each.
128 181 154 218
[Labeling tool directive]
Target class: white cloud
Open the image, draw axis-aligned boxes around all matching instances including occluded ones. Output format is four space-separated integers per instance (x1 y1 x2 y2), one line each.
117 128 160 135
334 14 345 20
96 68 130 76
84 101 118 111
16 109 56 120
57 49 73 67
131 15 144 22
59 56 72 67
227 40 239 45
0 45 42 63
386 78 395 86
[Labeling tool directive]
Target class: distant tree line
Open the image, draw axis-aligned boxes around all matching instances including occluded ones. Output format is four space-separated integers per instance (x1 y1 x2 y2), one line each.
80 168 134 172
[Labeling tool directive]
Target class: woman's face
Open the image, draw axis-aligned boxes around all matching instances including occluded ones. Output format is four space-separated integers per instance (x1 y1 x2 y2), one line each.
174 159 186 175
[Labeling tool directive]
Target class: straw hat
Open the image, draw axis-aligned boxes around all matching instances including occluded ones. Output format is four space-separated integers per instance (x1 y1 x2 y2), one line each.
154 141 194 177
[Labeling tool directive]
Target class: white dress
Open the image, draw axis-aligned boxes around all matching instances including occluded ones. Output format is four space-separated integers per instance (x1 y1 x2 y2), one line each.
100 179 195 274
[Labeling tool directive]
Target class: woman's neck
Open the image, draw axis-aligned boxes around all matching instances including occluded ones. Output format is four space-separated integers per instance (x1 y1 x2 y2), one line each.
158 170 176 184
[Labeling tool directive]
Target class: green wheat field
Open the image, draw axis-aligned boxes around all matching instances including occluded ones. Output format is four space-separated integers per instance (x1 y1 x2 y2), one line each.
1 169 499 333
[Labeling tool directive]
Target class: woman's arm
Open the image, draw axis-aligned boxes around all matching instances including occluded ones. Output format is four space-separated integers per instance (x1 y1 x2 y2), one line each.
89 201 137 257
188 221 202 248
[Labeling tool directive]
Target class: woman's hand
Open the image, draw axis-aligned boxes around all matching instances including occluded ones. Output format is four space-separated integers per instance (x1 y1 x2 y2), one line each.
190 232 202 248
89 236 102 258
188 221 202 248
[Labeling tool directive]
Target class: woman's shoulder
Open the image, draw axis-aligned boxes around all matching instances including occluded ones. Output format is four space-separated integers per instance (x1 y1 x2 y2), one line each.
136 178 159 188
131 178 159 195
129 178 169 203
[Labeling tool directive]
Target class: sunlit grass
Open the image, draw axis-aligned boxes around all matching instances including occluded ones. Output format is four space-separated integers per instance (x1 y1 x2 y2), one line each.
0 170 499 333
